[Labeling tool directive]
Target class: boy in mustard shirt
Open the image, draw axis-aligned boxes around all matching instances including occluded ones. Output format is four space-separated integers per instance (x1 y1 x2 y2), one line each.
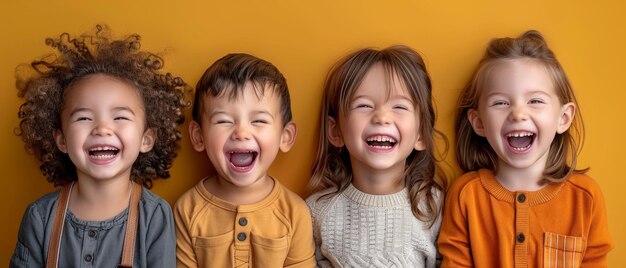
174 53 316 267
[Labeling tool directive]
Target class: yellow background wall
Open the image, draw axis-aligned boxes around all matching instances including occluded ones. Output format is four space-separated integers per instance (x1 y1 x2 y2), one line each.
1 0 624 265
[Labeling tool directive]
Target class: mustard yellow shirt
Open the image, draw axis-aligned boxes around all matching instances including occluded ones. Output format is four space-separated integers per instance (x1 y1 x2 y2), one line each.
174 176 316 268
439 169 613 268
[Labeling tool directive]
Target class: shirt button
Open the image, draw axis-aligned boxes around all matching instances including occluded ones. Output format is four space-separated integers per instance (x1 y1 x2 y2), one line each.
88 230 97 238
517 194 526 203
517 233 525 243
237 232 247 241
84 254 93 262
238 217 248 226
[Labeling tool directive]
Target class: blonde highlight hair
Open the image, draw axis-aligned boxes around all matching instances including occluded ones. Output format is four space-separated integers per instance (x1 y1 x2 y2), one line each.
308 45 447 224
456 30 586 182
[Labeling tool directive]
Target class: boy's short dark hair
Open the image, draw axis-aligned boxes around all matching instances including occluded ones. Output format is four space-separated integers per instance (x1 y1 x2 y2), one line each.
192 53 292 126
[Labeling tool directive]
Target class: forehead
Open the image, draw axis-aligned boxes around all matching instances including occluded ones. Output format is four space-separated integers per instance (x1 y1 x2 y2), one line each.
62 74 143 108
351 63 413 101
202 83 282 111
63 74 143 105
483 59 555 95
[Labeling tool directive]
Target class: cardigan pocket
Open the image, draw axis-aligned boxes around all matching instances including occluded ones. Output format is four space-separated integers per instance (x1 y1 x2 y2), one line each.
194 231 234 267
543 232 585 268
250 233 289 267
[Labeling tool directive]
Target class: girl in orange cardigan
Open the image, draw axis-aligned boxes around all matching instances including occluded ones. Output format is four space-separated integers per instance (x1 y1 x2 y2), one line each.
439 30 613 267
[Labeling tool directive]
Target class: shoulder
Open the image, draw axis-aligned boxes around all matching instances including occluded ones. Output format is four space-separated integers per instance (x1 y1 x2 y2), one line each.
24 190 62 219
305 187 338 212
140 187 172 215
141 187 171 208
174 179 209 213
18 190 60 228
564 173 606 200
447 170 485 197
273 181 309 212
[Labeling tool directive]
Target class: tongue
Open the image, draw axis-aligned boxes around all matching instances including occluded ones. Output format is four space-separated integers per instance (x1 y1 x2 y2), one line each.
508 136 533 148
230 152 255 167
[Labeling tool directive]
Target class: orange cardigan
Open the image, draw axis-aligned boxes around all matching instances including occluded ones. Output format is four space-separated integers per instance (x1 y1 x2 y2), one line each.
439 169 613 268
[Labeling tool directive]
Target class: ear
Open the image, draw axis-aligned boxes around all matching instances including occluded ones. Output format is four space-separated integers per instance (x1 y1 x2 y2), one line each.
467 109 486 137
188 120 207 152
54 129 68 153
279 121 297 152
557 102 576 134
140 128 157 153
414 134 426 151
326 116 345 147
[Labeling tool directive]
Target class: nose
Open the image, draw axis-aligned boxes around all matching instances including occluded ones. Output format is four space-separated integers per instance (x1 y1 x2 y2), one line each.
508 104 529 121
91 121 113 136
372 108 392 125
231 123 252 140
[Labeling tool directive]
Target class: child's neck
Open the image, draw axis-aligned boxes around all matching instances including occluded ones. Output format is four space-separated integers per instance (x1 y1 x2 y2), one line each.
351 162 405 195
495 159 547 192
69 177 134 221
205 174 274 205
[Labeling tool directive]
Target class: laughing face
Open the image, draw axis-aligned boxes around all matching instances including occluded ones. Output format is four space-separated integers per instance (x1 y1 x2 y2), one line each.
54 74 155 183
468 59 575 180
189 83 296 189
328 63 425 178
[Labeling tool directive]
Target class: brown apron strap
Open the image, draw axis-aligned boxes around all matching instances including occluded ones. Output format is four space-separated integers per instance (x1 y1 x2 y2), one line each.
118 182 142 268
46 182 73 268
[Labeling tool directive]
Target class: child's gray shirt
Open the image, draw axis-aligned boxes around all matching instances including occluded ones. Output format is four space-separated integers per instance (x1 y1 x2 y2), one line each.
10 187 175 268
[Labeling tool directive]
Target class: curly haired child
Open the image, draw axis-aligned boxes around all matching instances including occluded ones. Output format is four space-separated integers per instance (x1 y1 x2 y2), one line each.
10 26 188 268
438 30 613 267
306 45 448 267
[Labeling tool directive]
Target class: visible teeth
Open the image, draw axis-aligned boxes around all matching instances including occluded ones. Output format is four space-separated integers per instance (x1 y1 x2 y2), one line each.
230 150 256 154
89 146 118 151
91 154 116 159
507 132 534 138
366 136 397 143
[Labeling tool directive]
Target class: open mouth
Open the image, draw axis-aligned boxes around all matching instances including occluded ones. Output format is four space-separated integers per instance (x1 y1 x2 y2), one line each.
88 146 120 160
506 132 535 151
228 150 258 170
365 135 397 150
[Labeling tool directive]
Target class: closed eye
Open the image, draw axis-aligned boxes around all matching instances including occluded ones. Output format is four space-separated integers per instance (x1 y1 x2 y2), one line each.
491 100 509 107
354 104 373 109
529 99 546 104
393 105 409 111
75 117 92 121
114 116 131 121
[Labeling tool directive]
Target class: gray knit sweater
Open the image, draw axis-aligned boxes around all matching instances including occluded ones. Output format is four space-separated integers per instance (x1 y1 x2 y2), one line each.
306 184 441 268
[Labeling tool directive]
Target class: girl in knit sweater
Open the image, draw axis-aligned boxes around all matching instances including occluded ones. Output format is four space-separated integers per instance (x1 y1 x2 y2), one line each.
306 45 447 267
438 30 613 267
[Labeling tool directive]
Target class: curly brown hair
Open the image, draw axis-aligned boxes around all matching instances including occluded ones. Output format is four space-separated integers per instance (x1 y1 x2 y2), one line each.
16 25 189 187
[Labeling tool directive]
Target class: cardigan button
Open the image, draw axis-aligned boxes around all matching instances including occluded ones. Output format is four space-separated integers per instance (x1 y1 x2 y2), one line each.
517 194 526 203
239 217 248 226
517 233 525 243
84 254 93 262
88 230 97 238
237 232 247 241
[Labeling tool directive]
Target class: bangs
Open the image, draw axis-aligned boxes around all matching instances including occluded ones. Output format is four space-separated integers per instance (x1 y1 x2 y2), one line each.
338 61 416 115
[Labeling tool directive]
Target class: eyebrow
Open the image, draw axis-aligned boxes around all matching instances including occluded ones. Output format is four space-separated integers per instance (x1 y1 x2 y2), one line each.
485 90 552 98
352 94 414 103
68 106 136 117
208 110 275 119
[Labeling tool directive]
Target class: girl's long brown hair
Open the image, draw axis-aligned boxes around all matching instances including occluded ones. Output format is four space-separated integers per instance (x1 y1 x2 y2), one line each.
456 30 586 182
308 45 447 224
